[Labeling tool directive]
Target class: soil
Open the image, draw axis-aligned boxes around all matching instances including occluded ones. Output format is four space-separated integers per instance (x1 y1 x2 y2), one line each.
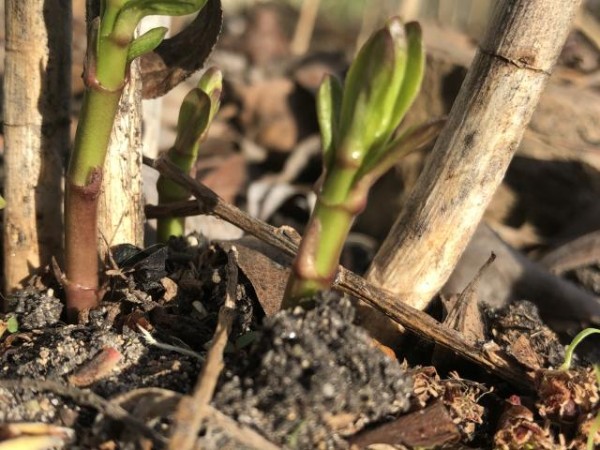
1 1 600 449
0 243 413 449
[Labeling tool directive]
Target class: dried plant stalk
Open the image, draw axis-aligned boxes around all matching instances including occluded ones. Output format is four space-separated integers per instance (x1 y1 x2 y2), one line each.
3 0 70 295
366 0 583 325
97 60 144 256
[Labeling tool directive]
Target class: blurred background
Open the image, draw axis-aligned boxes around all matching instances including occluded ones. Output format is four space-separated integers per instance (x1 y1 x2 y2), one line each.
1 0 599 260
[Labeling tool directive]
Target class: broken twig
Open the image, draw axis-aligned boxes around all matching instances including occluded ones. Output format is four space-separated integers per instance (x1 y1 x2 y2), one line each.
145 156 533 390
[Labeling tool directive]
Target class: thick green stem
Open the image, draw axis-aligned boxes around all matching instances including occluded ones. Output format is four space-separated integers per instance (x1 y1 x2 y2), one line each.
156 147 198 241
282 202 354 307
64 0 211 319
282 164 360 307
65 87 124 320
64 17 129 319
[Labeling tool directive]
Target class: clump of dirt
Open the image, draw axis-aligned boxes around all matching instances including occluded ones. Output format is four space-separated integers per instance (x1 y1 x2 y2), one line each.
214 292 412 448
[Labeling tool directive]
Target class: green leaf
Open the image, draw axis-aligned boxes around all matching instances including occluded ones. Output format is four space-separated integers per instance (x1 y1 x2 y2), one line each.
174 88 212 153
6 315 18 333
338 17 408 163
0 195 5 209
127 26 167 63
196 67 223 127
390 22 425 129
316 74 343 172
114 0 208 43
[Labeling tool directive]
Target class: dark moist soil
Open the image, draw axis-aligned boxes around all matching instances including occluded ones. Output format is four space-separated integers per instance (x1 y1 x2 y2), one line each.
0 239 413 449
2 263 597 449
214 293 412 449
0 238 598 449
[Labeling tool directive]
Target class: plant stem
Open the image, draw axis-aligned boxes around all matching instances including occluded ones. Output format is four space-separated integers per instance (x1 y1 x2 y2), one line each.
157 164 190 241
157 145 198 241
64 17 129 320
559 328 600 371
156 68 221 242
65 91 124 319
282 164 360 307
64 1 212 320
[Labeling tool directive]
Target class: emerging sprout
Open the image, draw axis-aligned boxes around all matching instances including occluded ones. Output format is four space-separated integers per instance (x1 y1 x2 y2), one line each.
156 67 223 242
283 18 443 308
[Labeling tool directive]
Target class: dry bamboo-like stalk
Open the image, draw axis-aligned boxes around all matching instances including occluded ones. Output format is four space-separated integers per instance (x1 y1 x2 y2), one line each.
366 0 582 314
97 60 144 256
3 0 71 294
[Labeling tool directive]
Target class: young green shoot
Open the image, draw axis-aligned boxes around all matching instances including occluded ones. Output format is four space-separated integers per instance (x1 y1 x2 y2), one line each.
558 327 600 450
156 68 222 242
65 0 209 321
282 18 443 308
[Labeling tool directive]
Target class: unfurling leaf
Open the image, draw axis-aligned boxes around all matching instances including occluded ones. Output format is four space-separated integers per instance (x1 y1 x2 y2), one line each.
390 22 425 129
196 67 223 126
173 67 222 152
127 26 168 63
113 0 209 44
122 0 208 18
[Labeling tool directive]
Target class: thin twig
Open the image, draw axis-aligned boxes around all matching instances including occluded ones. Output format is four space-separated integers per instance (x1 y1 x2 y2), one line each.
0 378 167 448
145 156 533 390
168 248 240 450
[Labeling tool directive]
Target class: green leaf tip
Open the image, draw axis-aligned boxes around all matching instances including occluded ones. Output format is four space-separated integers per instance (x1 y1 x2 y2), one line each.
390 21 424 130
174 89 212 153
316 74 343 171
197 67 223 124
338 16 408 162
128 26 168 62
7 315 18 333
173 67 222 153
